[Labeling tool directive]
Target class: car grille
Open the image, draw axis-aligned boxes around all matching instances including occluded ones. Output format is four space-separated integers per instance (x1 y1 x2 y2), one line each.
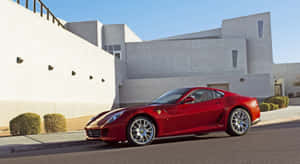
86 129 101 138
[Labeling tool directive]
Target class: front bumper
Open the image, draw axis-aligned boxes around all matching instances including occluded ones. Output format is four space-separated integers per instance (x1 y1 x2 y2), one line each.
252 118 261 125
85 122 127 142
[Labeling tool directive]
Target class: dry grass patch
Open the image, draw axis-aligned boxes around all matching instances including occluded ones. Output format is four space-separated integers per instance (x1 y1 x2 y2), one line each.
66 115 93 131
0 127 10 137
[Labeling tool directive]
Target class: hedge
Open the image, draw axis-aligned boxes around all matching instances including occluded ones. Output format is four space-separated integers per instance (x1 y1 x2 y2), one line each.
259 103 271 112
9 113 41 136
264 96 289 108
284 96 290 107
269 103 279 111
44 114 66 133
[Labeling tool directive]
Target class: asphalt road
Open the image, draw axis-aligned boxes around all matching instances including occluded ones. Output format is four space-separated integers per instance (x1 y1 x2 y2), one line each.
1 121 300 164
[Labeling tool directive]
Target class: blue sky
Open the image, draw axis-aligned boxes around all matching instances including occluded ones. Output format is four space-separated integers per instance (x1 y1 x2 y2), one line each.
43 0 299 64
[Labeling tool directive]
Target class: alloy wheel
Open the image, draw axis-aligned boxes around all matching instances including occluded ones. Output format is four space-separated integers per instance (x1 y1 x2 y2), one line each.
230 109 250 135
129 118 155 145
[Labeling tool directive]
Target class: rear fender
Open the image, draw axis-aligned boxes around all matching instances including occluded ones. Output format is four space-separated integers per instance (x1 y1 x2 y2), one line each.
223 105 252 129
223 96 253 129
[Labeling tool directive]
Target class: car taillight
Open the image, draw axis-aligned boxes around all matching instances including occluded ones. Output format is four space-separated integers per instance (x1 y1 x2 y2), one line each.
251 98 258 107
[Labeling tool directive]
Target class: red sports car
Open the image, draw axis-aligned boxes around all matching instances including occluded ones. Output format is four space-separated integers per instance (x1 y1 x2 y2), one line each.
85 87 261 145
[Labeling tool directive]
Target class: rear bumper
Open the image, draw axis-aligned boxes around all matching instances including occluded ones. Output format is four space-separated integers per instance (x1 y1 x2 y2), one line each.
252 118 261 125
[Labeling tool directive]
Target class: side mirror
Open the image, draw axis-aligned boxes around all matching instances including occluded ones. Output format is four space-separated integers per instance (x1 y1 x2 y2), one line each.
183 97 195 104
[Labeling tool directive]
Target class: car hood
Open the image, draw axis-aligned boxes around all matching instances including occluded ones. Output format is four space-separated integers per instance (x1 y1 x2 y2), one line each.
122 103 163 112
86 104 162 128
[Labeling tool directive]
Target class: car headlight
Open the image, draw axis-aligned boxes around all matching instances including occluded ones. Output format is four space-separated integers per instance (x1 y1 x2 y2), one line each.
105 111 125 124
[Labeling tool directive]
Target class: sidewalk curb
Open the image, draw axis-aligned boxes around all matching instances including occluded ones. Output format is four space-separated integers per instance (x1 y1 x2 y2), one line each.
253 117 300 127
0 140 99 157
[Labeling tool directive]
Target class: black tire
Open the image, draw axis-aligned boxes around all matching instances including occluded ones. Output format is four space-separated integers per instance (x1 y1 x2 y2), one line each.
226 108 251 136
127 116 156 146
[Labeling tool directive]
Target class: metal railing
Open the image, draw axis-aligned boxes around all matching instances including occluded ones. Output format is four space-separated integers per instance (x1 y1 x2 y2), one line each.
14 0 65 29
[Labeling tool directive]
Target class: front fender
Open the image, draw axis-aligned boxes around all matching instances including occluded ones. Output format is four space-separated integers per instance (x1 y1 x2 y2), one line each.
126 110 161 136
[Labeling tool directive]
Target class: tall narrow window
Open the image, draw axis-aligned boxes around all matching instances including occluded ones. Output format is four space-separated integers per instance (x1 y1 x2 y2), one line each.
257 20 264 38
114 52 121 59
232 50 238 68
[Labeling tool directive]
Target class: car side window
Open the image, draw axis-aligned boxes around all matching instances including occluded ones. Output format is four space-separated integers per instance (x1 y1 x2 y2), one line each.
214 91 224 99
189 90 214 103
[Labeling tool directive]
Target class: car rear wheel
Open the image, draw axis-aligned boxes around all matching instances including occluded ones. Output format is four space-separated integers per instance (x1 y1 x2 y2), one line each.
226 108 251 136
127 116 156 146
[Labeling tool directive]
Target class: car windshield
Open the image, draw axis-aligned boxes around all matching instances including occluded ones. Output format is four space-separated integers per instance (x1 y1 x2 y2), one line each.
151 88 190 104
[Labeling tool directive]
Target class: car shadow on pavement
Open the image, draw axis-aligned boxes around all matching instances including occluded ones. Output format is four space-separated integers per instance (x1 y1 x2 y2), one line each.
152 134 230 145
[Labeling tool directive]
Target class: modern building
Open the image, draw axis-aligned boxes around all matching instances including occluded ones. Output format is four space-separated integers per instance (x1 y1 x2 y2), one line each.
0 0 296 126
64 12 276 106
273 63 300 98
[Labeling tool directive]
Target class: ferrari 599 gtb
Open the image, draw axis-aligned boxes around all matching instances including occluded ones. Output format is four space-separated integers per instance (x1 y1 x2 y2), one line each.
85 87 261 145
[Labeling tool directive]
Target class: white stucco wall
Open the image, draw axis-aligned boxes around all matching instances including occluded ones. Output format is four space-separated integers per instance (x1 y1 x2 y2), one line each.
126 38 248 79
102 24 125 45
124 25 142 43
273 63 300 96
101 24 143 107
222 12 273 75
0 0 116 126
120 74 273 104
65 21 103 47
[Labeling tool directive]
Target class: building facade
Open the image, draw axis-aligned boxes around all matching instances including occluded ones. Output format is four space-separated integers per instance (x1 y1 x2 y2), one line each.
273 63 300 98
120 12 275 105
1 0 294 126
65 12 276 106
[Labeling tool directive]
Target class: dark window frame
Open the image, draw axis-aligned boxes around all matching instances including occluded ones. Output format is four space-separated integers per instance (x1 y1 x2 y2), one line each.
232 50 238 68
257 20 264 39
214 90 225 99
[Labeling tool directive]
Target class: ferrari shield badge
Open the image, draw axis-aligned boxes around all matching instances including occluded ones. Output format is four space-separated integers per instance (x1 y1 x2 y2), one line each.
157 110 162 115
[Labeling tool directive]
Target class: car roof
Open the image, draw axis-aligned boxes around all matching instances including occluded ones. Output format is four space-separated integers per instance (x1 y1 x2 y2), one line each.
188 87 229 93
171 87 233 95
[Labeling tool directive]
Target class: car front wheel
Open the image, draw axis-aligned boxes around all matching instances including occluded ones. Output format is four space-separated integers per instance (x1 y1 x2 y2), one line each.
127 116 156 146
226 108 251 136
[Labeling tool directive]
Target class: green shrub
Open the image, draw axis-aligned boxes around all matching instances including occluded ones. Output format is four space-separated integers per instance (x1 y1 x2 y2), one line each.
44 114 66 133
9 113 41 136
259 102 280 112
283 96 289 107
269 103 279 111
259 103 272 112
264 96 289 108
